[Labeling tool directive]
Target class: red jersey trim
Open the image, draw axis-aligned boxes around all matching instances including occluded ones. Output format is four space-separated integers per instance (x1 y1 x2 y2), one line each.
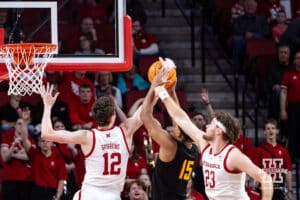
84 130 96 158
214 144 229 156
78 190 81 200
98 126 115 131
201 144 210 156
224 146 241 174
120 127 130 154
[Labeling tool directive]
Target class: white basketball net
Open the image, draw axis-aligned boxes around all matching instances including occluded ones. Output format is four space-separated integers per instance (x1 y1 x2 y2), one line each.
0 43 56 96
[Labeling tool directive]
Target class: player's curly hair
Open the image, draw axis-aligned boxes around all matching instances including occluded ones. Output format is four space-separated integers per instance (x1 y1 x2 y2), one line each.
212 111 240 144
92 96 115 127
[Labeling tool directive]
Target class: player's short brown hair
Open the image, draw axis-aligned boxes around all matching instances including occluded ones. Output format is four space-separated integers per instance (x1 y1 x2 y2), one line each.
92 96 115 126
212 111 240 144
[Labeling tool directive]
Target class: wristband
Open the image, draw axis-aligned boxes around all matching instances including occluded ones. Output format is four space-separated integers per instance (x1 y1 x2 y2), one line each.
158 90 170 101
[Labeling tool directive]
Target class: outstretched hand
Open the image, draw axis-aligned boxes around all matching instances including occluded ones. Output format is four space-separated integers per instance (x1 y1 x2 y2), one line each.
158 57 176 72
41 83 59 108
200 87 210 104
152 66 169 88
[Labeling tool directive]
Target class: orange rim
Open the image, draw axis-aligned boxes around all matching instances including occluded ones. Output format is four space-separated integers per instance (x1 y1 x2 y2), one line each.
0 43 56 54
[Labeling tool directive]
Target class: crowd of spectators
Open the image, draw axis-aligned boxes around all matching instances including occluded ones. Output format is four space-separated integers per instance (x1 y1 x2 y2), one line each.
213 0 300 159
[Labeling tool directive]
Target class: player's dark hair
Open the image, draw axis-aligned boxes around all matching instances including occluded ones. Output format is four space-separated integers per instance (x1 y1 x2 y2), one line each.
212 111 240 144
92 96 115 126
179 127 193 143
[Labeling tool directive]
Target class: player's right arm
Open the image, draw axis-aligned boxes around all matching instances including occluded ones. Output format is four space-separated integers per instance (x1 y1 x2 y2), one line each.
41 84 91 146
141 77 176 161
155 86 207 152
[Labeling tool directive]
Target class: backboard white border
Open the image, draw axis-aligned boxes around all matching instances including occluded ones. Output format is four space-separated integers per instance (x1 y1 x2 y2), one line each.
0 2 58 54
0 1 125 64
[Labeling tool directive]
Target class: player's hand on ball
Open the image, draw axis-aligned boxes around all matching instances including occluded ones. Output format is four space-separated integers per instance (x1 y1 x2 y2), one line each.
158 57 176 72
152 67 169 87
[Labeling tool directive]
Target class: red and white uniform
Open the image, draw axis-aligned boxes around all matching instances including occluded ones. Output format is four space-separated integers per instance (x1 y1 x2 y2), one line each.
74 126 130 200
201 144 249 200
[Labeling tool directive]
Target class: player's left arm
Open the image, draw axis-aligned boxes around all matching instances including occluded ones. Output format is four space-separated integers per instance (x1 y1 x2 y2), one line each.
120 106 143 140
227 148 273 200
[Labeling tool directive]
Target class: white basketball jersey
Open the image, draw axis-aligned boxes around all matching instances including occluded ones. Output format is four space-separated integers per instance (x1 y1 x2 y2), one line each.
201 144 250 200
81 126 130 198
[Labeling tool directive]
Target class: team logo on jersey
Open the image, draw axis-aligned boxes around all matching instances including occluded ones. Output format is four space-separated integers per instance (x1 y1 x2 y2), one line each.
106 133 110 138
262 158 286 183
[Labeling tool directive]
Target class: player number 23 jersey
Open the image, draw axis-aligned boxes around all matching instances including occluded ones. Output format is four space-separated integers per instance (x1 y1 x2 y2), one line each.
202 144 249 200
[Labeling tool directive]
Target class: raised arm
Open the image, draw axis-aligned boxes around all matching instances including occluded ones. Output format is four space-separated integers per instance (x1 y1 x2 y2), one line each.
20 109 32 152
119 105 143 143
155 58 207 151
110 94 127 123
40 83 91 146
200 88 214 120
141 71 176 161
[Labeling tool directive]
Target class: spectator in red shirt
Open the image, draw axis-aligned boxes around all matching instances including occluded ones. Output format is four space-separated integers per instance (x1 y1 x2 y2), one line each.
52 118 78 199
68 84 96 130
126 142 147 180
132 18 159 66
272 10 288 43
280 50 300 160
234 134 255 160
21 134 67 200
1 117 35 200
58 71 95 104
254 119 293 200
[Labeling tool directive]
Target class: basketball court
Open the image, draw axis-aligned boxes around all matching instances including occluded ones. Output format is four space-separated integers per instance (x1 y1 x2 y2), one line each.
0 0 132 95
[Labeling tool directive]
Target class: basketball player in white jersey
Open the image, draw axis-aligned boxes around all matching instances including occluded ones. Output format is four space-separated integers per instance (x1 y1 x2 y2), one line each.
40 83 143 200
153 58 274 200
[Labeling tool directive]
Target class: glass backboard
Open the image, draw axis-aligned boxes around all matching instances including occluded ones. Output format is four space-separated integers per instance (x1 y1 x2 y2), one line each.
0 0 132 74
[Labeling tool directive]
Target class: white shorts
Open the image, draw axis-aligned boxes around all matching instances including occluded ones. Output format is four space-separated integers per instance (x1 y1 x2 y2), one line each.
73 185 121 200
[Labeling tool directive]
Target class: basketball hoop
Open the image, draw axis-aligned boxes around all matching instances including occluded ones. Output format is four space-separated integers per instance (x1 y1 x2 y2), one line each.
0 43 56 96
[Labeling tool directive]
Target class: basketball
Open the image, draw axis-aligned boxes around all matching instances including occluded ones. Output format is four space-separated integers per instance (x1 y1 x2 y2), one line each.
147 60 177 88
